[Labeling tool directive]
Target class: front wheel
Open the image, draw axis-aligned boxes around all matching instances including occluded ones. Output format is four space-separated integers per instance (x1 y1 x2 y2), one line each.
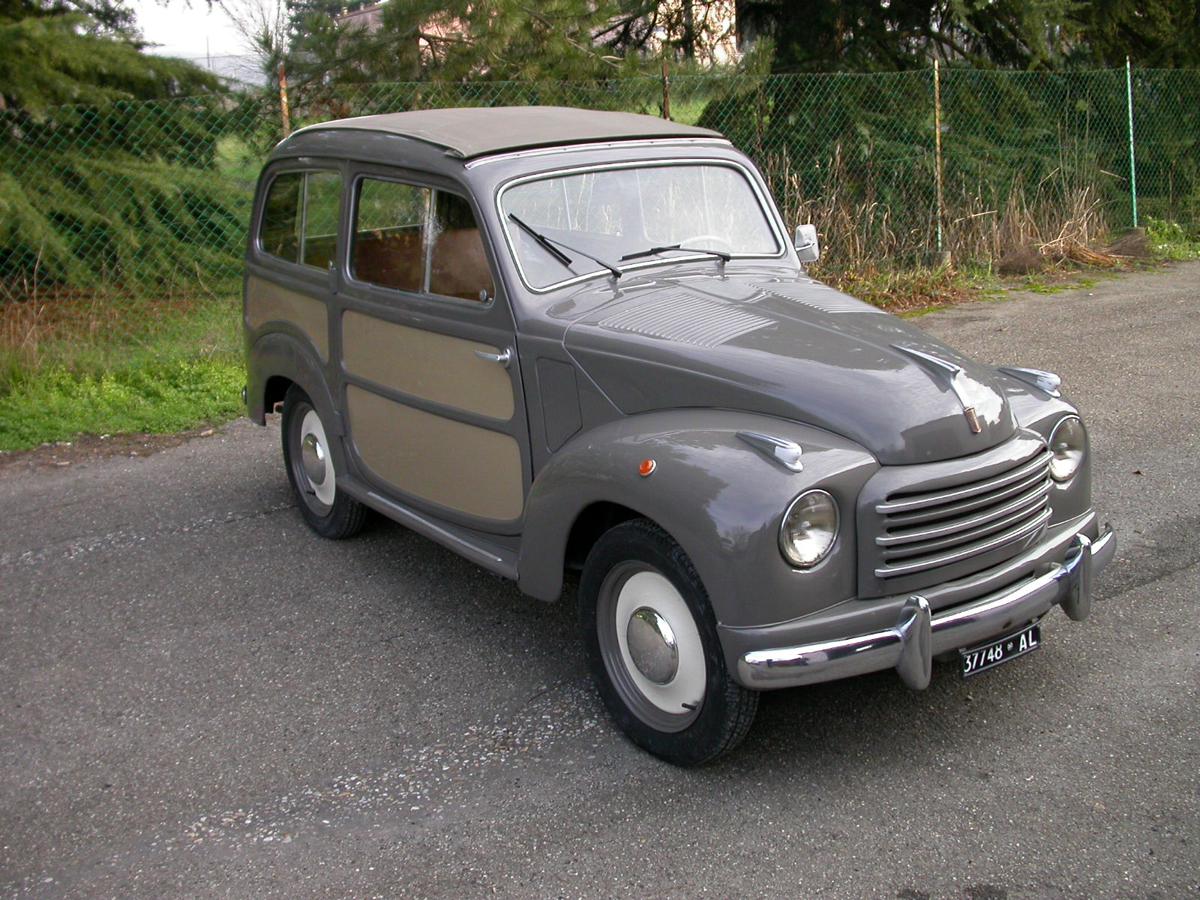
281 385 367 540
579 519 758 766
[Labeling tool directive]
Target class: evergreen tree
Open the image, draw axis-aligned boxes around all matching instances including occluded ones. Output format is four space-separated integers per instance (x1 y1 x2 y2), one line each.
0 1 244 296
1071 0 1200 67
0 0 220 112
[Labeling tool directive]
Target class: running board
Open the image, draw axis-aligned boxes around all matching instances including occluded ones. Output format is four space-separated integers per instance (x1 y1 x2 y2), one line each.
340 480 519 581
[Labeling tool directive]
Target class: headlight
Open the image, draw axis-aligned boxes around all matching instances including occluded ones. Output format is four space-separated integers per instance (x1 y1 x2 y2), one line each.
1048 415 1086 482
779 489 839 568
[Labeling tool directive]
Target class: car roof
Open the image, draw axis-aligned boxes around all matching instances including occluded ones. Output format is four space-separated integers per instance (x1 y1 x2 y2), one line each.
286 106 725 160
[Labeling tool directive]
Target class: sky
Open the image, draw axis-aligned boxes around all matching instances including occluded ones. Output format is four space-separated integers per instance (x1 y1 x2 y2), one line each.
130 0 275 83
131 0 245 60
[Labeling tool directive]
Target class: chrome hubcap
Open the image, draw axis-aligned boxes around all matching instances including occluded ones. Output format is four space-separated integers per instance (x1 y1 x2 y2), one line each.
297 408 336 508
301 432 327 486
599 566 707 731
626 607 679 684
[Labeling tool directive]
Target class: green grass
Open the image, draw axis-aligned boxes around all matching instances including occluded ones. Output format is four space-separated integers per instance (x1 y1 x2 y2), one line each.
1146 218 1200 260
0 292 243 451
0 359 244 450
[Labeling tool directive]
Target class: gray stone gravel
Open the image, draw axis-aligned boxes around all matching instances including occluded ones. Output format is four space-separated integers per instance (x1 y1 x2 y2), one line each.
1 263 1198 898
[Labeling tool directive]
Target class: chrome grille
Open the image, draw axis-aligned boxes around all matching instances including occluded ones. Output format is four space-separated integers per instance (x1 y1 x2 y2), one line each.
873 447 1052 582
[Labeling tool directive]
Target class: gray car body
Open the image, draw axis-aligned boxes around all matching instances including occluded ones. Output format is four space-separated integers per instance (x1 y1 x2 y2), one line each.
244 111 1104 688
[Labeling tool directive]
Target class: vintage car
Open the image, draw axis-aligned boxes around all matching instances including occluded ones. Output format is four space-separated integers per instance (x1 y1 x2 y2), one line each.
243 107 1115 765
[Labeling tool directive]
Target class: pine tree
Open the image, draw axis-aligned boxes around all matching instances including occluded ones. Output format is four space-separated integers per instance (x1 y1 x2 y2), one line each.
0 1 245 297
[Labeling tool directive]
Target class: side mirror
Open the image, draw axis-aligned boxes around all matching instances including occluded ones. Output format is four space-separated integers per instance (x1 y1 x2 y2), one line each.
794 224 820 264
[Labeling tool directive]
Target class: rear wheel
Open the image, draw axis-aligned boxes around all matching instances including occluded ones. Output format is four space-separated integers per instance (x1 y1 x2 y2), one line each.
579 519 757 766
281 385 367 540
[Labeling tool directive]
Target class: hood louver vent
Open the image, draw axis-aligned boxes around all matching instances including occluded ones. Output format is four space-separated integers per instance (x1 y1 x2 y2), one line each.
598 294 773 349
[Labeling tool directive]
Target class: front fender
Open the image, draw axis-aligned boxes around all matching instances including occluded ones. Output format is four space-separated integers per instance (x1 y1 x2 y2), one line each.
518 409 878 628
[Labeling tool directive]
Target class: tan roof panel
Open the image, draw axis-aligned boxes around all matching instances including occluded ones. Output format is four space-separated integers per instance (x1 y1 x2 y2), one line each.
291 106 724 159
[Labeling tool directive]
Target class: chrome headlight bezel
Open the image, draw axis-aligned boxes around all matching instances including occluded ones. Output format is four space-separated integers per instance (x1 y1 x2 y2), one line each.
779 489 839 569
1048 414 1087 483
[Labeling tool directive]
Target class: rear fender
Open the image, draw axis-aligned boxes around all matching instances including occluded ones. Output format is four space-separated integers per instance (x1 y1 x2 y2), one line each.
247 330 341 437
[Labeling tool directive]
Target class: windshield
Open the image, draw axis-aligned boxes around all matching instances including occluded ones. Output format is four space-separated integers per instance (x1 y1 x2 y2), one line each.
500 163 782 289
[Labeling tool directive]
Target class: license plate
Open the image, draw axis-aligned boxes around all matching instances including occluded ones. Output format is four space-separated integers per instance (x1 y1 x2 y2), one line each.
960 622 1041 678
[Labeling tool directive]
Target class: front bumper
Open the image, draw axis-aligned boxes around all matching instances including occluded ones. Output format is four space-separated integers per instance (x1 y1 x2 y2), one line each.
737 524 1116 691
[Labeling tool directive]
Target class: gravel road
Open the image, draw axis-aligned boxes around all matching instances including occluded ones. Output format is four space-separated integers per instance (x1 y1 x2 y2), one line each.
2 264 1197 898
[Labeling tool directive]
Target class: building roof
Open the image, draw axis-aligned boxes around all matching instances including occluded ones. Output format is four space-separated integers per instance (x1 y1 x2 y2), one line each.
290 106 724 160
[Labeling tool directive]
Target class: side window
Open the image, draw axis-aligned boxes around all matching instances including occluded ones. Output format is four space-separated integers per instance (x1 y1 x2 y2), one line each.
302 171 341 269
352 178 428 292
258 169 342 269
429 191 495 302
260 172 302 261
351 176 493 303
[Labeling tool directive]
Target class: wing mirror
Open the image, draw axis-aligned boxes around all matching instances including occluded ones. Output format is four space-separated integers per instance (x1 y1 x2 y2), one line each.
794 224 820 264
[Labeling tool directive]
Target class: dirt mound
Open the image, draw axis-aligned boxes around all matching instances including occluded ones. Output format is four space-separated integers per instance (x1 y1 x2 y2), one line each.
996 245 1045 275
1106 228 1152 258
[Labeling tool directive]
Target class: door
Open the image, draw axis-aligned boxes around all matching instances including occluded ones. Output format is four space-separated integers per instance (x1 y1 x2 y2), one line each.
335 167 530 532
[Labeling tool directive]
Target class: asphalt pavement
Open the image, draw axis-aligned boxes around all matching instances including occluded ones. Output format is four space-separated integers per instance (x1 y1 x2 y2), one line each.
2 264 1198 898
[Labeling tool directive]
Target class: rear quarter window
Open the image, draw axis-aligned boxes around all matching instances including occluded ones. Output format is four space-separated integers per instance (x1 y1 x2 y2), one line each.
259 170 342 269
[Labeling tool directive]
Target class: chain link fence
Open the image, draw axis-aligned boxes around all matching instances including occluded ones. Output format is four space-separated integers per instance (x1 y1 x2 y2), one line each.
1 68 1197 392
4 67 1198 304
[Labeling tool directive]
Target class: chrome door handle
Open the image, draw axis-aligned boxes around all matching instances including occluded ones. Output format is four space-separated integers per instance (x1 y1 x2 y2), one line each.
474 347 512 368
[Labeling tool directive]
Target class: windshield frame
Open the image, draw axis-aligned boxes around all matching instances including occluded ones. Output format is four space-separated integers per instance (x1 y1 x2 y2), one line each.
495 158 790 294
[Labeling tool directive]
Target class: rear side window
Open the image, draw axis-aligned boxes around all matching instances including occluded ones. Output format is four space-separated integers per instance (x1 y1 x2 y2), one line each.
259 170 342 269
351 176 494 303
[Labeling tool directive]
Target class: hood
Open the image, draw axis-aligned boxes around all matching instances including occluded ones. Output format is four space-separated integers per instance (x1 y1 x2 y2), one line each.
557 270 1017 465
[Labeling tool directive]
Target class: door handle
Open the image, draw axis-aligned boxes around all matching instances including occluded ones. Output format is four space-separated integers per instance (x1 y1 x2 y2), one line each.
474 347 512 369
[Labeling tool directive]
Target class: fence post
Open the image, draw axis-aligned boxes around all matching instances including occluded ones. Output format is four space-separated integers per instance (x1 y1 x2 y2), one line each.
933 60 947 263
661 58 672 120
1125 56 1139 228
278 62 292 139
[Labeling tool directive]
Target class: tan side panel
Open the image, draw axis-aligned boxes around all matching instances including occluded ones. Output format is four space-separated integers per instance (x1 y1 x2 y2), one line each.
348 386 524 521
342 311 514 421
245 276 329 360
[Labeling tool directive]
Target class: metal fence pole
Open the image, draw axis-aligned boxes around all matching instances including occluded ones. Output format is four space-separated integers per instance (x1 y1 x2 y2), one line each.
933 59 946 260
1125 56 1139 228
661 58 671 120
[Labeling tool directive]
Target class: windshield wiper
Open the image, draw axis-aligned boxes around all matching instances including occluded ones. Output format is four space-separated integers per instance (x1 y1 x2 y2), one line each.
507 213 621 279
619 243 732 264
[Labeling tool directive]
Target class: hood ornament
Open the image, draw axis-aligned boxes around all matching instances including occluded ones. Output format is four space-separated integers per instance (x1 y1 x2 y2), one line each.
893 345 984 434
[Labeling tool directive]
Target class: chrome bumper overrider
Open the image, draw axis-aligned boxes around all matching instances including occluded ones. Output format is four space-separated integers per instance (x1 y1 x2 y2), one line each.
738 525 1116 691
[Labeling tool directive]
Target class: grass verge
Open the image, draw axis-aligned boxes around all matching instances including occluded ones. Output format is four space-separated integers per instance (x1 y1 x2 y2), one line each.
0 291 242 452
